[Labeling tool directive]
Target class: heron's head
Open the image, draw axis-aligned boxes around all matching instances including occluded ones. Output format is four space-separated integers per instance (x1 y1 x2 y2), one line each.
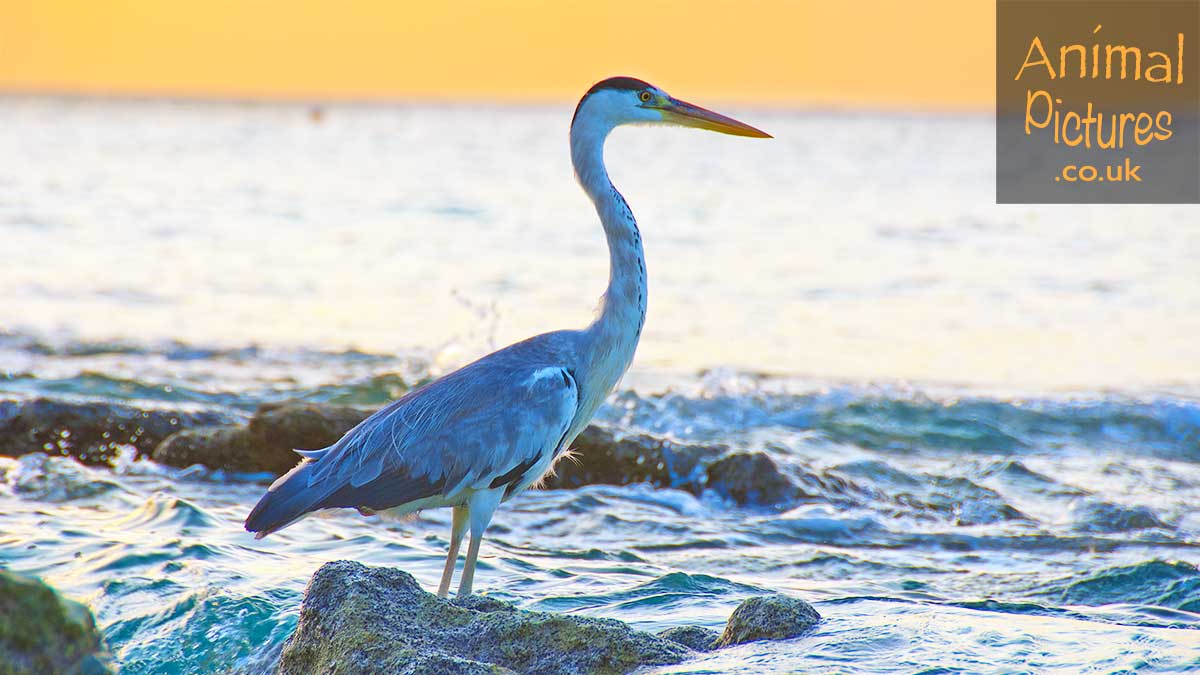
571 76 771 139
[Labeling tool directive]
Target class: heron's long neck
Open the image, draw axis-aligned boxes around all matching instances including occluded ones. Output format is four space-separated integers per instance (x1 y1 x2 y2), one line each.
571 121 647 401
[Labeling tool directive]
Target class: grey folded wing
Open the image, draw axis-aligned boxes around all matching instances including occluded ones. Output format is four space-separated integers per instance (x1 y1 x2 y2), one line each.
300 361 580 512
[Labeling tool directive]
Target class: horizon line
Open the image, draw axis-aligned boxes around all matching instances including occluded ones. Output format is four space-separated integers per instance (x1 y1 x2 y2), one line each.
0 87 993 116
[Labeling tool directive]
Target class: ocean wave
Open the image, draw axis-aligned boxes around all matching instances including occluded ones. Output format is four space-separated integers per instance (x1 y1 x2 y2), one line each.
107 589 298 675
1 452 125 502
4 372 1199 464
1039 560 1200 612
605 388 1200 460
3 330 1199 461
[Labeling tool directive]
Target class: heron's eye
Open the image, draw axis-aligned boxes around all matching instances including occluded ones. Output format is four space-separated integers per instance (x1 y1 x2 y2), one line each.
639 91 652 103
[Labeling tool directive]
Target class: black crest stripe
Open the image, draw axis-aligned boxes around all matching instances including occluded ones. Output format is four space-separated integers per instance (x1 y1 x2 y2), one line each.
571 76 654 127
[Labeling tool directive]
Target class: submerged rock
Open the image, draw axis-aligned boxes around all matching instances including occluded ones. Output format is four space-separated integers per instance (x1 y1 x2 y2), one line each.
714 595 821 648
0 397 237 465
0 569 114 675
154 402 372 474
276 560 690 675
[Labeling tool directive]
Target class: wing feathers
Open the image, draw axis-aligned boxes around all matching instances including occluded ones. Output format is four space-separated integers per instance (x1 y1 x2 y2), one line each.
247 356 580 537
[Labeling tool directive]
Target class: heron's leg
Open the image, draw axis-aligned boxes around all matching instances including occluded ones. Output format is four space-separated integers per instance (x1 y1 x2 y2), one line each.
458 532 484 598
437 505 469 598
457 486 505 597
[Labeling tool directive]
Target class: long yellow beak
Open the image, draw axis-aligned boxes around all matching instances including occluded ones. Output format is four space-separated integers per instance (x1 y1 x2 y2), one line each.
660 98 772 138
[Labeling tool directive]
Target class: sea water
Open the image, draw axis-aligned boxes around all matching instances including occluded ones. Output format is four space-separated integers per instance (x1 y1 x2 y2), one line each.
0 97 1198 673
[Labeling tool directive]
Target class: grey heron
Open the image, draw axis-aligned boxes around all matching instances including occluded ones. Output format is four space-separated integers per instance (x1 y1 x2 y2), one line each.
245 76 770 597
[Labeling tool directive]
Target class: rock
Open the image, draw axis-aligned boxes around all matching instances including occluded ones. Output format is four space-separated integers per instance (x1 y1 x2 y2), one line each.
0 397 237 465
1070 500 1170 533
704 453 807 507
151 404 723 483
5 396 818 509
154 402 372 474
248 401 373 457
0 569 115 675
714 595 820 648
543 424 717 491
0 395 839 513
152 424 261 473
656 625 719 651
276 560 690 675
396 654 516 674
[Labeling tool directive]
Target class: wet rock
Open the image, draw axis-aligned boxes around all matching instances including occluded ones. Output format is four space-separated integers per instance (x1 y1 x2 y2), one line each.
138 401 810 509
154 402 372 474
275 560 690 675
0 397 237 465
396 654 516 675
150 404 724 484
248 401 373 454
1070 500 1169 533
657 625 720 651
543 424 717 491
714 595 821 648
0 569 115 675
152 424 262 473
704 452 807 507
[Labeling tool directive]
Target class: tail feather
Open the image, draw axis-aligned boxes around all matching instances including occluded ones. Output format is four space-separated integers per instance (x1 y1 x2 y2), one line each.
245 460 321 539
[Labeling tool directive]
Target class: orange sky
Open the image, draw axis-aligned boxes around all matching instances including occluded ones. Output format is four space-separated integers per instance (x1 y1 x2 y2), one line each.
0 1 994 108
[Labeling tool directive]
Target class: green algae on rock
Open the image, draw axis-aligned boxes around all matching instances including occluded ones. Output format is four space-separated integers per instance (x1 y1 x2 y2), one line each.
276 561 823 674
656 625 721 651
714 595 821 648
276 560 690 675
0 570 114 675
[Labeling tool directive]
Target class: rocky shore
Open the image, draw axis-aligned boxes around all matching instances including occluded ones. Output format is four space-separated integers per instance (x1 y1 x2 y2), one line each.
0 538 823 675
0 397 825 509
276 560 820 675
0 570 115 675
